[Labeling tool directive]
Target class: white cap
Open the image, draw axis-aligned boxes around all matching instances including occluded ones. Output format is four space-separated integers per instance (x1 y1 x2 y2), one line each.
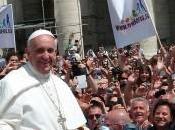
27 29 55 45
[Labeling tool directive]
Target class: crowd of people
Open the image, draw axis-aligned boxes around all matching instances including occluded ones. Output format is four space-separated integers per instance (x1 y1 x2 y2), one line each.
0 29 175 130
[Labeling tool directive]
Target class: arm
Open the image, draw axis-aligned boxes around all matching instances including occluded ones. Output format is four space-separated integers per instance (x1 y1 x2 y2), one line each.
105 54 116 67
123 73 138 106
124 83 134 106
114 81 127 111
86 70 98 92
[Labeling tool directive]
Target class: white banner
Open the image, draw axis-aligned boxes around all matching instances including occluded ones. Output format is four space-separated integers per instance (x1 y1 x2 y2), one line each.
107 0 156 48
0 4 16 49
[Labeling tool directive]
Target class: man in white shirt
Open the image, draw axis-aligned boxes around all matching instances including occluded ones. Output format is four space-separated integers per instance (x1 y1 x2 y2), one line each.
0 29 86 130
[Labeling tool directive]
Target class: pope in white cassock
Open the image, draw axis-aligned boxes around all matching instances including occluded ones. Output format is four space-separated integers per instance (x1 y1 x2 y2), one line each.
0 29 87 130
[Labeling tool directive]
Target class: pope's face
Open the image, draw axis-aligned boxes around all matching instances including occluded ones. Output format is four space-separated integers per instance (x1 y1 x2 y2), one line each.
27 35 56 74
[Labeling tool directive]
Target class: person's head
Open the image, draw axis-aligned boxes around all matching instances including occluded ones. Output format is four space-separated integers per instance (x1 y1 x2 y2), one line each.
119 74 128 90
87 104 104 130
105 109 131 130
5 51 20 72
6 51 19 64
107 94 123 111
102 58 109 68
21 52 28 62
149 55 158 67
139 65 152 83
152 99 174 129
109 96 118 105
130 97 150 125
26 29 57 74
90 94 105 105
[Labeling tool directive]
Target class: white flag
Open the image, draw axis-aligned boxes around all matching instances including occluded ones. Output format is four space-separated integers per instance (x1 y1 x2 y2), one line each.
0 4 16 49
107 0 156 48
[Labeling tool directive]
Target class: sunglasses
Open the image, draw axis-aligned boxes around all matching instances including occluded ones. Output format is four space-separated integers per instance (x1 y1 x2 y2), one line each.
88 114 101 120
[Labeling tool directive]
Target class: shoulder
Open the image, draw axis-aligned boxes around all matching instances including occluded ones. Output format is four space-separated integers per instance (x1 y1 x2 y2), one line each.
0 66 25 89
0 67 26 107
51 74 76 98
2 65 27 82
51 74 70 89
0 64 37 94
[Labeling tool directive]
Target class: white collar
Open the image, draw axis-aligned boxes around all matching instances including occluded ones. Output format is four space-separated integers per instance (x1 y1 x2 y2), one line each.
27 62 50 80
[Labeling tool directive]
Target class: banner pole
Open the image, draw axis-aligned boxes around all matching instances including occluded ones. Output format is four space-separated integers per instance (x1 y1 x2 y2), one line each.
41 0 46 28
10 4 17 52
156 33 166 54
143 0 166 54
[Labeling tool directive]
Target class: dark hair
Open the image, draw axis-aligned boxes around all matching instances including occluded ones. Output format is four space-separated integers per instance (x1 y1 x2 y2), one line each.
91 94 105 104
5 51 18 63
153 99 174 120
106 94 123 111
87 103 105 115
137 65 152 84
149 55 158 66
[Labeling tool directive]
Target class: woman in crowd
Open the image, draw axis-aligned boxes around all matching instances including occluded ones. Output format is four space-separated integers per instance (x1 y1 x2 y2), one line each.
137 65 152 85
148 99 174 130
0 51 20 78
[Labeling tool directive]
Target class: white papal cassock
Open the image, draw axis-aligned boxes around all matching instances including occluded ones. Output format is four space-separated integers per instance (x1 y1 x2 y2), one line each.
0 62 86 130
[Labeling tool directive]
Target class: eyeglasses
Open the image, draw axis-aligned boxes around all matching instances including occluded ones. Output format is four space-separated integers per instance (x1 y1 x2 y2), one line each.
88 114 101 120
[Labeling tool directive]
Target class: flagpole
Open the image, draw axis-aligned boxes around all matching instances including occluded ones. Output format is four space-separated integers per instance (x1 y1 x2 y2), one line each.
10 4 17 52
156 33 166 54
143 0 166 54
41 0 46 28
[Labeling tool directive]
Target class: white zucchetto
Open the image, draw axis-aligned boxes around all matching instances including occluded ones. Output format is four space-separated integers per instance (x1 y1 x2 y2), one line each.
27 29 55 45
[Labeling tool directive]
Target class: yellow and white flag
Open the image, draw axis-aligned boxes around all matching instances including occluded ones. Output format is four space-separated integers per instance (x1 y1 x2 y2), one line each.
107 0 156 48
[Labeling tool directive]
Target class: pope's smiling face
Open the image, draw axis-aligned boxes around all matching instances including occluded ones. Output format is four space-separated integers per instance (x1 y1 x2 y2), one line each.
27 35 56 74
